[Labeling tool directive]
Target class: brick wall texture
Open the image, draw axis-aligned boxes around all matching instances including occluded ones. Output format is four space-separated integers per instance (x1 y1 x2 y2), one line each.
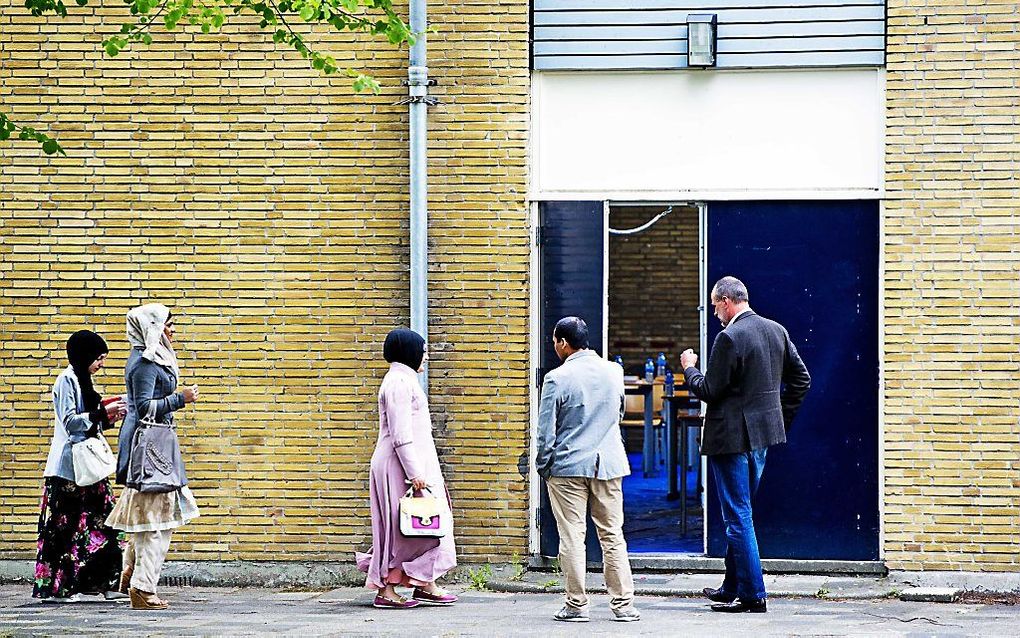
608 205 700 372
885 1 1020 570
4 0 1019 575
0 0 531 562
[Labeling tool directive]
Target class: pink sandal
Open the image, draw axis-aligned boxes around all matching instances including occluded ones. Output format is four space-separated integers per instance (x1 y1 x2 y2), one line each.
373 594 421 609
412 588 459 605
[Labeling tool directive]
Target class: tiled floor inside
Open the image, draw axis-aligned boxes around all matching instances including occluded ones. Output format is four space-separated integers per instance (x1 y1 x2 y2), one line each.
622 453 703 554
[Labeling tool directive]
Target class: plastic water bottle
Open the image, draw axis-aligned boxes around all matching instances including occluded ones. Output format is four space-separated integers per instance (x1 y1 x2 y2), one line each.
665 370 675 396
656 352 667 378
644 358 654 383
613 355 624 367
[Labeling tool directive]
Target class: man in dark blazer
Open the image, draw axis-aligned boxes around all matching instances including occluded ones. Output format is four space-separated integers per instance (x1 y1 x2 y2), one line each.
680 276 811 614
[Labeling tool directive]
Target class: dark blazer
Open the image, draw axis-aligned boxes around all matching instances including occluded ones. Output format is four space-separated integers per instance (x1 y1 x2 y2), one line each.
115 348 187 485
684 310 811 456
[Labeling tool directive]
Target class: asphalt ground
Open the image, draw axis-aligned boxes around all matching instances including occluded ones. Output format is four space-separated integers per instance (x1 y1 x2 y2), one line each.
1 584 1018 637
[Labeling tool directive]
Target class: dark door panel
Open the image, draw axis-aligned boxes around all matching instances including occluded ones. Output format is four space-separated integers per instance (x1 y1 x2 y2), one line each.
705 200 880 561
538 201 605 559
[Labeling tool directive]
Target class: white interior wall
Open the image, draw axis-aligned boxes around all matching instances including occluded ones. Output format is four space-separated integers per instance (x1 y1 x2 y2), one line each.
532 68 883 200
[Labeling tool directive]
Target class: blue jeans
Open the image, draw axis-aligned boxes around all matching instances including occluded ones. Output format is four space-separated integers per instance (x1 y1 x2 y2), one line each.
710 448 768 601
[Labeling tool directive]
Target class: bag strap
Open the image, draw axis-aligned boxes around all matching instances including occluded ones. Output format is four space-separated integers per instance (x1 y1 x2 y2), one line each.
141 397 158 427
403 484 434 498
139 408 173 429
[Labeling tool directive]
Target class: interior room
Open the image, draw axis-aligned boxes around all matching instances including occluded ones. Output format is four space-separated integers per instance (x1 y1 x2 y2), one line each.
608 203 703 554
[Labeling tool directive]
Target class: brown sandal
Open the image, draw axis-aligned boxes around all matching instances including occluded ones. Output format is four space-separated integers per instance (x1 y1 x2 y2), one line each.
129 587 169 610
118 567 133 595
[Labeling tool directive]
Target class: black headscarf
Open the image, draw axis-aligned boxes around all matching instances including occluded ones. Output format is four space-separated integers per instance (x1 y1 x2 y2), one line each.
383 329 425 371
66 330 108 412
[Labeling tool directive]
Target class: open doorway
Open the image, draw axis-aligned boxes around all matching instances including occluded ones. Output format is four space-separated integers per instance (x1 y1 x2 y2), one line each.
535 199 880 563
608 203 703 554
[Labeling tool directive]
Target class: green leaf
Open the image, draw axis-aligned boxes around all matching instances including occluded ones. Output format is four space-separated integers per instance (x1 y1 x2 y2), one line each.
42 140 60 154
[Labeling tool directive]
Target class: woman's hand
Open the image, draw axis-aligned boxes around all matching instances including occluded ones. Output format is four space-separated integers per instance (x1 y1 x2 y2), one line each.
104 399 128 423
181 385 200 404
410 477 428 491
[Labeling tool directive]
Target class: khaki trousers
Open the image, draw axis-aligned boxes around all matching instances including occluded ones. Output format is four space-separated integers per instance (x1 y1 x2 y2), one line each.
125 530 173 593
546 476 635 611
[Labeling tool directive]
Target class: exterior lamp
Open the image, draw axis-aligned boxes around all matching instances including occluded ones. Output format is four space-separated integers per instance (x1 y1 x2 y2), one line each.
687 14 717 67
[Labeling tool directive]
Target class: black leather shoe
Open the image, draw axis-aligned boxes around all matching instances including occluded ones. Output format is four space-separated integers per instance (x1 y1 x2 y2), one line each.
702 587 737 603
711 598 767 613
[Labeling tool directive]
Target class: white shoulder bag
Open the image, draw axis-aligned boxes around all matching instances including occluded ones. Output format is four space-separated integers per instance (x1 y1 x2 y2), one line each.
72 433 116 486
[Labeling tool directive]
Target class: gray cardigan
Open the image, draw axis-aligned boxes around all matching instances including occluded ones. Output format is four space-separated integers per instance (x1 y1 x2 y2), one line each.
115 348 187 486
536 350 630 480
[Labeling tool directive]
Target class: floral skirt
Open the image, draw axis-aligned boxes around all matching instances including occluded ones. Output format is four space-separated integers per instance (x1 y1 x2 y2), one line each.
33 477 123 599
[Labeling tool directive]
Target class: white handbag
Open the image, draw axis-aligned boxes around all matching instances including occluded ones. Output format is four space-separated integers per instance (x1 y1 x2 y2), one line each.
72 433 116 486
399 486 451 538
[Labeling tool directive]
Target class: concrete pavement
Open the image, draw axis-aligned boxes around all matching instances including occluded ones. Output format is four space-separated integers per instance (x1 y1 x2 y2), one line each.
1 584 1018 637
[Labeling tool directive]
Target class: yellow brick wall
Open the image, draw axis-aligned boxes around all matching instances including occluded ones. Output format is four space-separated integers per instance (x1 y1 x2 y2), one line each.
0 0 530 562
885 1 1020 570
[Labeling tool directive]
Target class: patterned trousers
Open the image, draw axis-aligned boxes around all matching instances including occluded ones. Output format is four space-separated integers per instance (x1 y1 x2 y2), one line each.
124 530 173 593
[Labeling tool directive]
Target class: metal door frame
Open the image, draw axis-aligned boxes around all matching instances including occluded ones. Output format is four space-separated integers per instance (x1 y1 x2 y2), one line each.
698 201 709 553
529 198 885 565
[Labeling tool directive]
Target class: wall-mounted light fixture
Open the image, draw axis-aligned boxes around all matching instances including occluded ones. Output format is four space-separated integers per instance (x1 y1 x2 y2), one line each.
687 14 717 67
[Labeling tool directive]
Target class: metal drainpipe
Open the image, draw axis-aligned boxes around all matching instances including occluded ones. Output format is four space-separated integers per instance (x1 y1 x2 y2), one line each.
407 0 431 390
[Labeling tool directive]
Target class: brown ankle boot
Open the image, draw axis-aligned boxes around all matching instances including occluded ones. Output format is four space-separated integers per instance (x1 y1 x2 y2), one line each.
129 587 169 610
118 568 133 595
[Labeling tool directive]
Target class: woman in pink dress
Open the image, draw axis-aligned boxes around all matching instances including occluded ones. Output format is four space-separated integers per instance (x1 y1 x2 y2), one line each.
356 329 458 609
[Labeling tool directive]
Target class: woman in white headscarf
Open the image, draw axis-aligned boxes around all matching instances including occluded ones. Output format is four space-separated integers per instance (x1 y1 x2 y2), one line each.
106 303 200 610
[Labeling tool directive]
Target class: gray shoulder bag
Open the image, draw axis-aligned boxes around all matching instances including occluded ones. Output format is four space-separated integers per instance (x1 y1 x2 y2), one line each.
127 403 185 494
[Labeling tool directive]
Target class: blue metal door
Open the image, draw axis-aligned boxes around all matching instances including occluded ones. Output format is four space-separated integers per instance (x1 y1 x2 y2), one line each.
705 200 880 560
538 201 605 559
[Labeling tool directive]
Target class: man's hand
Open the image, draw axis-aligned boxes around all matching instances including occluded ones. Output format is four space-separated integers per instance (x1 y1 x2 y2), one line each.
680 349 698 370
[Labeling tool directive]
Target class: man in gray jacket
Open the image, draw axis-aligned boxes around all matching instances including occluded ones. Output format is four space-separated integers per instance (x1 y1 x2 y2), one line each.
536 316 639 623
681 276 811 614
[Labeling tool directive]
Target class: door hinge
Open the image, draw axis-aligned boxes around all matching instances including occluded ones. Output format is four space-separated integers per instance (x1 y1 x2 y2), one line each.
535 367 545 388
534 225 544 246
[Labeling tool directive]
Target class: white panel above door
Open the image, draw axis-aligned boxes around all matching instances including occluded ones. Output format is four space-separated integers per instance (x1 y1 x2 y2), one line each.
532 68 883 199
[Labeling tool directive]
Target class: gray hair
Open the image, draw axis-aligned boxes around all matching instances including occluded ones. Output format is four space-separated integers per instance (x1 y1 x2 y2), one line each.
712 276 749 303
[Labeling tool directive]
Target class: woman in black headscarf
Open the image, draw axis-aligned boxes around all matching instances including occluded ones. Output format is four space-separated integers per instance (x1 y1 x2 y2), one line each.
33 330 128 603
355 329 458 609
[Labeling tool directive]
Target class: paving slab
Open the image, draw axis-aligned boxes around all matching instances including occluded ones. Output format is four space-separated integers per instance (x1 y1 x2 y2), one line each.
489 570 897 600
1 584 1018 637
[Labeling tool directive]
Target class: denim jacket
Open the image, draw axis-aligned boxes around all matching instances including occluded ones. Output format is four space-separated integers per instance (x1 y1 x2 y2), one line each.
43 367 103 481
115 348 187 486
